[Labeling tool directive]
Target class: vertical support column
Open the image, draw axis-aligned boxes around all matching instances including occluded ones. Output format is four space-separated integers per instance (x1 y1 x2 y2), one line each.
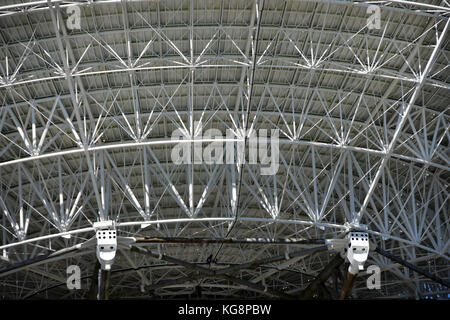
98 269 111 300
338 272 356 300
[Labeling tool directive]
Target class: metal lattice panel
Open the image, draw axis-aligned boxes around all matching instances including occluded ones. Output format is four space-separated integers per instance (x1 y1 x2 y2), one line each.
0 0 449 299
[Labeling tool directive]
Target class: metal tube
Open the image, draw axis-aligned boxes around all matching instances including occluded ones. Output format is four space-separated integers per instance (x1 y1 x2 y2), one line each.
88 261 101 300
133 236 326 245
131 246 294 299
338 271 356 300
375 247 450 288
99 270 111 300
298 253 344 299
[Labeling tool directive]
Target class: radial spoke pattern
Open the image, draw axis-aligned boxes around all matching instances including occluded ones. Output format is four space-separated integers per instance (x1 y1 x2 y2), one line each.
0 0 449 299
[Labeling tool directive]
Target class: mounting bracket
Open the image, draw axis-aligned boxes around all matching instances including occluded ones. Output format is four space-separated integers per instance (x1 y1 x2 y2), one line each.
325 231 370 275
94 221 117 270
345 231 369 275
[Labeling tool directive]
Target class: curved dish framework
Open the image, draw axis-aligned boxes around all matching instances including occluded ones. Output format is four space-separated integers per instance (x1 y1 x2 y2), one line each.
0 0 449 299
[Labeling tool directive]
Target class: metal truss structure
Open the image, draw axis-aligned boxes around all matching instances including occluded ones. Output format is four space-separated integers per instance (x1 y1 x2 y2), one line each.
0 0 449 300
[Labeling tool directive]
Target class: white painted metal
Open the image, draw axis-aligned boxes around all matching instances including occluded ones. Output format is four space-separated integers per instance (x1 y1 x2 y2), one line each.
346 232 369 274
0 0 448 299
